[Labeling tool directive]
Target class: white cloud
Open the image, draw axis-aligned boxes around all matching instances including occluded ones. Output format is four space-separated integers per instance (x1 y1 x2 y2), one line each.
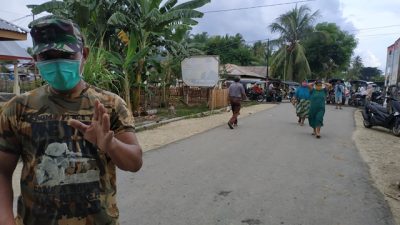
359 50 382 68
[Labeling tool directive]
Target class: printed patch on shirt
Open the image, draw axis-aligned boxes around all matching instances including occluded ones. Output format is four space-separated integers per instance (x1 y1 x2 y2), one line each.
35 142 100 186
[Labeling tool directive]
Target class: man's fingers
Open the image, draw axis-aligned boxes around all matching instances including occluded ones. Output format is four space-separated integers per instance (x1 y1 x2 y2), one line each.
98 103 107 126
93 99 100 121
103 114 110 132
102 131 114 152
68 119 89 134
105 131 114 143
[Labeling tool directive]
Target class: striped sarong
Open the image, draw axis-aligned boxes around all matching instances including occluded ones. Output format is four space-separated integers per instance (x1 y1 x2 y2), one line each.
296 99 310 118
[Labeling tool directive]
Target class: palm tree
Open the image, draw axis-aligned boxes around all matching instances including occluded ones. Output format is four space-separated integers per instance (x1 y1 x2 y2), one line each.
269 5 319 82
347 56 363 81
252 41 269 66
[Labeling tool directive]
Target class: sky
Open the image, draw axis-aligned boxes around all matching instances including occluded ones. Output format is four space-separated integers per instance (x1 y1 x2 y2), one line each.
1 0 400 72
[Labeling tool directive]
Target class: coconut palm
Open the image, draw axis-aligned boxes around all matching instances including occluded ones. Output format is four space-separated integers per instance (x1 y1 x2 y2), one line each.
347 56 363 80
269 5 319 82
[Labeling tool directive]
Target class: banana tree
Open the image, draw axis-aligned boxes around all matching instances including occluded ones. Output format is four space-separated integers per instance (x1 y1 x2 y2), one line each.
107 0 210 111
103 31 149 111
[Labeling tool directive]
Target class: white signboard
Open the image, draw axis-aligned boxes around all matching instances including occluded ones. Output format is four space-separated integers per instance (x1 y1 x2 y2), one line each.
181 56 219 87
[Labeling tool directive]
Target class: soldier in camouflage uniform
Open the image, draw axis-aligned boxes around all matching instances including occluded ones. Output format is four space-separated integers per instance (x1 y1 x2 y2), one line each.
0 15 143 225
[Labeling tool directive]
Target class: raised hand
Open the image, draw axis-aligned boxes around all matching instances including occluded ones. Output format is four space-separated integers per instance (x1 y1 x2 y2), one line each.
68 99 115 152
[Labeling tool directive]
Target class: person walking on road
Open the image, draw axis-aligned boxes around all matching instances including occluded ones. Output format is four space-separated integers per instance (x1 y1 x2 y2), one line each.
309 80 332 138
295 80 311 126
228 77 246 129
334 80 344 109
0 15 142 225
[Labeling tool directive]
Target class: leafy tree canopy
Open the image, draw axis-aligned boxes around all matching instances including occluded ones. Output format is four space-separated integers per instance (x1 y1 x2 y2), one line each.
360 67 383 81
304 22 357 79
187 33 266 66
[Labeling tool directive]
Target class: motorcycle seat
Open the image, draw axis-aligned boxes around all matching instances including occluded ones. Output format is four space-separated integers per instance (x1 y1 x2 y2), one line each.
372 104 388 113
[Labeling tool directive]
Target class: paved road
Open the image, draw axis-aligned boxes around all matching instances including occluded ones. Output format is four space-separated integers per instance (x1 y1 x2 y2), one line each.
117 103 395 225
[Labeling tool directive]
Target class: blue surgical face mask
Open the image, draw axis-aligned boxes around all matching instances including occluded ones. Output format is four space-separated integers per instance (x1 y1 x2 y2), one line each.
36 59 82 91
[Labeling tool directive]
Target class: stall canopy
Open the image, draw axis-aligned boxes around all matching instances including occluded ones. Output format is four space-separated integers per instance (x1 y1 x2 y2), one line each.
0 18 31 61
0 41 31 61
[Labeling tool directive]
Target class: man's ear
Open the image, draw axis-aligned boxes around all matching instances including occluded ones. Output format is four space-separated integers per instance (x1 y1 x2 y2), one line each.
82 47 89 61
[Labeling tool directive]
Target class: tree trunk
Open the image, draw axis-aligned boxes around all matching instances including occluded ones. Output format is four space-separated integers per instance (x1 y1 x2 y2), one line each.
162 67 171 107
123 72 131 112
132 59 144 113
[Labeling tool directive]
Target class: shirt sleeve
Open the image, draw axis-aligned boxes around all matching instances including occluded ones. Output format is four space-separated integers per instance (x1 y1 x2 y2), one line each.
110 95 136 135
0 98 21 155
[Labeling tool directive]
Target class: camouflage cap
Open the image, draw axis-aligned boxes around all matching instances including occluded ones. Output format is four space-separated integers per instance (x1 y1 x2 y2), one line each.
29 15 84 55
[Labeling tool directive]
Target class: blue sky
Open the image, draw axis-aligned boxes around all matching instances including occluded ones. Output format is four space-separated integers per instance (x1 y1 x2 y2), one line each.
1 0 400 71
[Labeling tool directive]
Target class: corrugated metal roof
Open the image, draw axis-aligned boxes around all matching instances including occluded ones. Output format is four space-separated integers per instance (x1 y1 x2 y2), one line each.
0 18 28 34
220 64 268 79
0 41 31 60
245 66 269 77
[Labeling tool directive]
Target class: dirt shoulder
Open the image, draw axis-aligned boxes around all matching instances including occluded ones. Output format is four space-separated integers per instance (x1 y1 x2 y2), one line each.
353 110 400 224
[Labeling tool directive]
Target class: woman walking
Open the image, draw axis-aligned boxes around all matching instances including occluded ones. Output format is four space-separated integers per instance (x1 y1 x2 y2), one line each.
295 80 311 126
308 80 331 138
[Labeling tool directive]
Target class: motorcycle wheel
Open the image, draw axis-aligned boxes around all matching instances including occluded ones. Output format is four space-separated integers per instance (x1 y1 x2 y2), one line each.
392 120 400 136
363 119 372 128
257 95 264 102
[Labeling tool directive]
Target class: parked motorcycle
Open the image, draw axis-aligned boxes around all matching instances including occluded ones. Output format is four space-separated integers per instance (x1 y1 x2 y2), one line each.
362 97 400 136
265 89 282 103
348 91 366 107
247 90 265 102
371 91 384 105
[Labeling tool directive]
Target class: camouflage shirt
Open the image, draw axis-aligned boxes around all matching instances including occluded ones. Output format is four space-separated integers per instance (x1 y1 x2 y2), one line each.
0 85 135 225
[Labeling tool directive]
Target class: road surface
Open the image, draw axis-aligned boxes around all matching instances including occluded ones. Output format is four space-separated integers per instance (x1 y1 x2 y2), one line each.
117 103 395 225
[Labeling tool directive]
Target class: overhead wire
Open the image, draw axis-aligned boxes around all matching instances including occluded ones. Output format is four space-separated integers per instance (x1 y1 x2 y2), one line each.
203 0 316 13
0 9 28 16
357 32 400 38
351 24 400 32
11 14 32 23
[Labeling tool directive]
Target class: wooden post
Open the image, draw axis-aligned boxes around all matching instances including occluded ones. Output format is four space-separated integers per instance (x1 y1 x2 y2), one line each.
211 88 215 111
186 87 189 105
13 61 20 95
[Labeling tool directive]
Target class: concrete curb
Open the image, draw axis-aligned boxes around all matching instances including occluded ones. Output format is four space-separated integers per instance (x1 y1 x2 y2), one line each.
135 108 227 132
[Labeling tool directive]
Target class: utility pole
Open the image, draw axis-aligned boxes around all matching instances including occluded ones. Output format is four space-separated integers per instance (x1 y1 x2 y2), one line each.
283 45 287 82
266 39 269 79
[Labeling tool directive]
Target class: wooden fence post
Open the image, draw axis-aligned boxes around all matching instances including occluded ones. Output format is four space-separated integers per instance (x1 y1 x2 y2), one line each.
13 61 20 95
